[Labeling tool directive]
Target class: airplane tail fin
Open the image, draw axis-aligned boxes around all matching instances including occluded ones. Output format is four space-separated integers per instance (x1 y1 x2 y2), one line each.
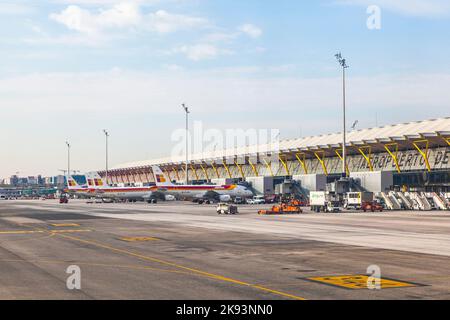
67 175 87 190
152 166 173 187
85 172 107 188
67 176 81 190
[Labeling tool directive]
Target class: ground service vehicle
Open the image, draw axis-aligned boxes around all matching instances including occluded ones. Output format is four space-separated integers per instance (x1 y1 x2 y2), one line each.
258 201 303 215
362 201 383 212
310 191 341 213
217 203 238 215
59 194 69 204
248 195 265 205
346 192 374 210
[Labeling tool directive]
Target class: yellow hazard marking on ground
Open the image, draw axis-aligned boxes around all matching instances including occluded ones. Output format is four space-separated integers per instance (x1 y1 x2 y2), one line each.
119 236 159 242
49 229 91 234
50 223 80 227
0 229 90 235
0 230 44 235
308 275 419 290
56 232 306 300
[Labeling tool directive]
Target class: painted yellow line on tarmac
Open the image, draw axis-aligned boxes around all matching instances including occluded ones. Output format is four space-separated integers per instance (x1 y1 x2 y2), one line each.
0 230 44 235
0 229 91 235
56 233 306 300
49 229 91 234
50 223 80 227
0 259 193 275
119 237 159 242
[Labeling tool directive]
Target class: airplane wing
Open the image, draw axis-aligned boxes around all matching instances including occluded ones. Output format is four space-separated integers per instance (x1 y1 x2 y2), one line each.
142 190 167 201
201 191 221 201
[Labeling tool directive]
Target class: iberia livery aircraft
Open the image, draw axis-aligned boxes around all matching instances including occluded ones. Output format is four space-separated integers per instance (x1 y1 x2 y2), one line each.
82 172 162 203
151 166 253 202
66 176 90 197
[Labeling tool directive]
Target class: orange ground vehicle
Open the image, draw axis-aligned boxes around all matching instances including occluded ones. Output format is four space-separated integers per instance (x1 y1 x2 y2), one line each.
362 201 383 212
258 202 303 215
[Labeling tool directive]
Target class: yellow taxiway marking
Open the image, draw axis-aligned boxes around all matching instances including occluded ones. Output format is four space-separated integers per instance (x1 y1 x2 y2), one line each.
56 233 306 300
0 230 44 235
49 229 91 234
0 229 90 235
119 237 159 242
308 275 419 290
50 223 80 227
0 259 192 276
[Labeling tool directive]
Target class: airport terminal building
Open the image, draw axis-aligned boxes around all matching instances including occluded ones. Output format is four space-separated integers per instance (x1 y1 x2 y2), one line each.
101 117 450 194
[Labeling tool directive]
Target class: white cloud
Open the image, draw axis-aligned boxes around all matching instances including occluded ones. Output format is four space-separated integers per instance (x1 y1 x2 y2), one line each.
50 3 142 34
50 3 208 36
147 10 208 33
175 44 232 61
238 24 262 38
336 0 450 17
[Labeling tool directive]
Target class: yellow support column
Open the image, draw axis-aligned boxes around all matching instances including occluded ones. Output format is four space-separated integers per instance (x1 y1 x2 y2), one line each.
412 139 431 172
295 153 308 174
234 160 245 179
211 162 220 178
358 146 374 172
334 149 350 176
314 151 328 176
200 164 210 180
190 164 199 180
263 158 274 177
384 143 401 174
279 155 291 176
181 166 188 181
440 135 450 146
248 158 259 177
164 169 172 181
172 168 180 181
222 160 232 179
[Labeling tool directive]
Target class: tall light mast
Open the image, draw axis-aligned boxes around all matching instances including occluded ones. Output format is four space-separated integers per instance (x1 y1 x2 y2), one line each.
182 104 190 184
335 52 349 177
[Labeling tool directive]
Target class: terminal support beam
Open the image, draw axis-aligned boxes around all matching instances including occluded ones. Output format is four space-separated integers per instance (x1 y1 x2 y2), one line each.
263 158 274 177
314 151 328 176
248 158 259 176
234 160 246 179
211 162 220 178
172 168 180 181
278 155 290 176
334 149 350 176
181 166 186 181
164 169 172 181
295 153 308 174
412 139 431 172
222 160 232 179
200 164 210 181
190 164 199 181
440 134 450 146
358 146 374 172
384 143 401 173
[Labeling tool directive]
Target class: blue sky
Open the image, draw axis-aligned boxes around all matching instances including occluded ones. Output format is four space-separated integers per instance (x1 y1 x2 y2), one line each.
0 0 449 176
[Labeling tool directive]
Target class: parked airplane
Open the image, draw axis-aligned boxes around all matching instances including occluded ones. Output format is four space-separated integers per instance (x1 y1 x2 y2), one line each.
66 176 90 197
83 172 162 203
151 166 254 203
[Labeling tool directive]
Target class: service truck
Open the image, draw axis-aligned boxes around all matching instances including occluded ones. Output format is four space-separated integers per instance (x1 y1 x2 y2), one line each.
310 191 341 213
345 192 374 210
